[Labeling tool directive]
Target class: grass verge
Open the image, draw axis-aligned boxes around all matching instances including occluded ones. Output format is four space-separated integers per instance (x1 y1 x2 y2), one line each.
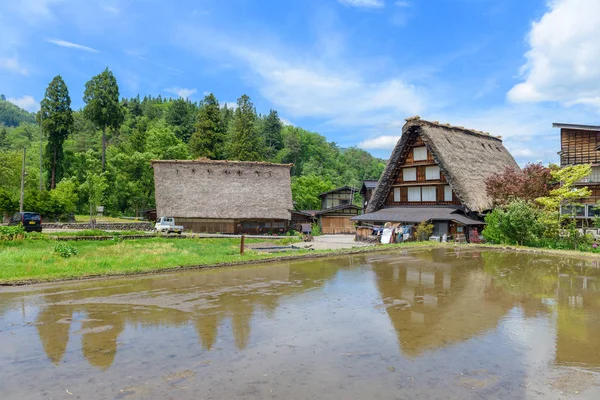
0 238 440 285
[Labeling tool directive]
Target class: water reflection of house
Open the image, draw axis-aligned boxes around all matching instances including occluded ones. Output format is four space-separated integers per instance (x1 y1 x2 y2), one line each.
32 259 348 369
555 273 600 367
372 250 512 356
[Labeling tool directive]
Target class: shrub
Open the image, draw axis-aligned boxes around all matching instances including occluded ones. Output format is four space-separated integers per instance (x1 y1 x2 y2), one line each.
482 199 543 246
53 243 79 258
311 223 322 236
415 220 434 241
469 229 483 244
0 225 25 241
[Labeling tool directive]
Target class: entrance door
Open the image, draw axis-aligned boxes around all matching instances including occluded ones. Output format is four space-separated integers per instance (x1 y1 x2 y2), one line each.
434 221 449 236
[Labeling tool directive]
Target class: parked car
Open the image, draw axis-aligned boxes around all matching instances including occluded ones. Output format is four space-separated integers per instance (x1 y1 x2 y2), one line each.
9 212 42 232
154 217 184 234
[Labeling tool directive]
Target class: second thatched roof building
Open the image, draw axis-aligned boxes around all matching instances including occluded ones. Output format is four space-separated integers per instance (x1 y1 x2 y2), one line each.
152 159 294 234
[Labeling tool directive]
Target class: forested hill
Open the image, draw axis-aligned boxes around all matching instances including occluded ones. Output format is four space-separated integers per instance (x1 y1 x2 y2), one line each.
0 96 36 127
0 75 385 220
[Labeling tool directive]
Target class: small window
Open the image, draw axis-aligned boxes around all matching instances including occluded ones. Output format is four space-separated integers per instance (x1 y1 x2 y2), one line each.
444 186 453 202
408 187 421 202
394 188 401 202
422 187 436 202
339 199 350 205
457 226 464 233
425 166 440 180
403 167 417 181
413 147 427 161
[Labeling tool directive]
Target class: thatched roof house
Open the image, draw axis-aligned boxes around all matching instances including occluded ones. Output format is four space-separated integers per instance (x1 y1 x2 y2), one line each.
354 117 519 238
152 159 294 234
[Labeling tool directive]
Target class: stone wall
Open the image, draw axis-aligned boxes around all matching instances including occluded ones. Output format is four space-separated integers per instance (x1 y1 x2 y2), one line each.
42 222 154 231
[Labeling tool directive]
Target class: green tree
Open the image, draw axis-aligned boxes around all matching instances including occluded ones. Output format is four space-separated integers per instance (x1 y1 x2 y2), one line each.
0 126 7 150
536 164 592 235
261 109 283 160
189 93 224 159
226 95 262 161
291 175 335 210
145 122 189 160
51 178 78 214
80 172 107 228
83 68 124 171
165 98 196 142
40 75 73 189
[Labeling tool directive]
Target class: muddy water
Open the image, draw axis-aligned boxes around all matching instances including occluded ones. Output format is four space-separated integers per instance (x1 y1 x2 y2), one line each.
2 248 600 399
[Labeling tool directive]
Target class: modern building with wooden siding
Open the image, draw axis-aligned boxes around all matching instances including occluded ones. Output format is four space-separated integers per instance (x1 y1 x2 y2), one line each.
353 117 519 238
554 122 600 221
152 159 294 234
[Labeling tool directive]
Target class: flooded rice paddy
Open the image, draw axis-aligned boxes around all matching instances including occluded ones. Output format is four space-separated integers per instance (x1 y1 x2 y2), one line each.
1 247 600 399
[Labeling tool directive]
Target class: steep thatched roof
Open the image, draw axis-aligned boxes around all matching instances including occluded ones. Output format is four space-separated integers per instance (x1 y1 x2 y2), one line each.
152 159 294 220
366 118 519 213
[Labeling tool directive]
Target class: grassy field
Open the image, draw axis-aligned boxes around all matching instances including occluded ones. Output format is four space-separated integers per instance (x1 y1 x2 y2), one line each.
43 229 149 237
0 237 444 285
73 215 145 223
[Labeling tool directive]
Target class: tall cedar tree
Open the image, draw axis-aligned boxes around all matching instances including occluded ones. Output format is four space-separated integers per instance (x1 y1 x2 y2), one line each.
165 98 196 142
262 109 283 159
83 68 124 170
0 126 7 149
227 95 262 161
40 75 74 189
189 93 224 159
485 163 551 207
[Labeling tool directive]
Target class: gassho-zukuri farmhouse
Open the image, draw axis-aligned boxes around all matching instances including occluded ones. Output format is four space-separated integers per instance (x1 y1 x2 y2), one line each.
352 117 519 238
152 159 294 234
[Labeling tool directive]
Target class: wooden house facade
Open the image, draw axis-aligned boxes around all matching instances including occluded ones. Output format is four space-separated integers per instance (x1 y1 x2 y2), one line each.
554 123 600 222
353 117 519 239
152 160 294 234
360 180 378 213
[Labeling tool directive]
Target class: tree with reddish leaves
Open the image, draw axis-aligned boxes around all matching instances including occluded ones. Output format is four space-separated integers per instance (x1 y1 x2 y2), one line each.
485 163 551 207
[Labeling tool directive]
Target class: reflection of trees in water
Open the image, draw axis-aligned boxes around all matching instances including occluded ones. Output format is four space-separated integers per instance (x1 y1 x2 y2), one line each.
32 258 345 369
372 249 513 357
482 251 600 368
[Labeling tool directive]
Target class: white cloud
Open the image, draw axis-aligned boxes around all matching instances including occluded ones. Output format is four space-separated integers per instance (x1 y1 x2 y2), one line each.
46 38 99 53
165 87 197 99
231 47 424 124
280 117 294 126
337 0 384 8
508 0 600 109
0 57 28 75
7 95 38 112
359 135 401 150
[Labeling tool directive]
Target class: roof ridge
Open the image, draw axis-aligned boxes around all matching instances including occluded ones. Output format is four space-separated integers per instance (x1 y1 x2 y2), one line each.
404 116 502 140
151 159 293 167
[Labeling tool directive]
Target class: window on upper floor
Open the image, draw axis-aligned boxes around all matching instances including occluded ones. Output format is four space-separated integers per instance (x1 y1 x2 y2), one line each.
413 147 427 161
394 188 401 202
407 187 421 202
422 187 437 202
444 185 453 202
425 166 440 180
403 167 417 181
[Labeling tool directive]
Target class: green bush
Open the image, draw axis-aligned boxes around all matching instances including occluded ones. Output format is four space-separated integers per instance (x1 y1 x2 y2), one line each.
0 225 25 241
482 199 543 246
415 220 434 241
311 223 322 236
53 243 79 258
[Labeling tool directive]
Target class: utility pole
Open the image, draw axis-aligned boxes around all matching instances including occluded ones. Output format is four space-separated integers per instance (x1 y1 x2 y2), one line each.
20 147 26 213
39 124 43 191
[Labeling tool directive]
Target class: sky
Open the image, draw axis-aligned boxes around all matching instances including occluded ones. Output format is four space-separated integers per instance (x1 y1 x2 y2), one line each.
1 0 599 165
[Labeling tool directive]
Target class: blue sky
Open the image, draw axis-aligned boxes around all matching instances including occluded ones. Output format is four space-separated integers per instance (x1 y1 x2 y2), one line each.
1 0 599 165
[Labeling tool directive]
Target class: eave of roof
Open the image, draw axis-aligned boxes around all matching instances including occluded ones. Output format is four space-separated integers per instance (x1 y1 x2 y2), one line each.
318 186 358 198
553 123 600 132
316 204 362 215
351 206 484 225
